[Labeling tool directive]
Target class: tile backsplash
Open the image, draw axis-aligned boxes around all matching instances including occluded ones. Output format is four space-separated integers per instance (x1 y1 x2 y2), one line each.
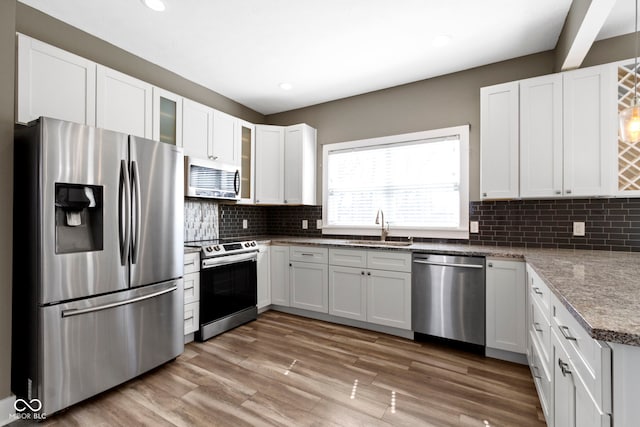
184 199 219 241
189 198 640 252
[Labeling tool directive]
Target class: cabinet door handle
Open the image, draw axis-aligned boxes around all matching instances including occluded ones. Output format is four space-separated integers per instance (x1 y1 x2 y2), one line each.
289 263 292 267
565 189 572 194
487 262 493 268
482 192 487 197
184 260 196 266
558 359 572 376
555 190 561 195
533 287 543 295
533 322 543 332
559 325 577 341
300 253 315 257
367 272 371 276
361 271 365 275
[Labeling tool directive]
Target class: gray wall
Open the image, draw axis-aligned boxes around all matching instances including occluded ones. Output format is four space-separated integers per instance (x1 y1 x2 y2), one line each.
266 34 636 202
0 0 16 403
15 3 265 124
266 52 556 201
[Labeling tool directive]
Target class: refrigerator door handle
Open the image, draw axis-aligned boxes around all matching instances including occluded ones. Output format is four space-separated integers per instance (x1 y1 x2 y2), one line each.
119 159 131 266
131 160 142 265
61 285 177 317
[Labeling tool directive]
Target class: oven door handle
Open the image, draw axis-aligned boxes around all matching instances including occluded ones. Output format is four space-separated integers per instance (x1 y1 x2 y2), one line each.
202 252 257 268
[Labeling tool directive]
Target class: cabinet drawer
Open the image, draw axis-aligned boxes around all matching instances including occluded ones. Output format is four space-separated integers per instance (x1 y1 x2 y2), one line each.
184 301 200 335
367 251 411 272
552 294 612 413
289 246 328 264
530 296 551 367
184 252 200 274
527 265 551 316
329 248 367 268
529 331 552 424
183 272 200 305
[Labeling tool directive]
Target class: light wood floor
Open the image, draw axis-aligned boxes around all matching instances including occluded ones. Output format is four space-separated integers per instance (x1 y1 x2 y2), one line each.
41 311 545 426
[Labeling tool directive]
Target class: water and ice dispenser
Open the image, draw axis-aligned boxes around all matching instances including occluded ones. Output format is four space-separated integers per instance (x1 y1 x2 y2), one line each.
54 183 103 253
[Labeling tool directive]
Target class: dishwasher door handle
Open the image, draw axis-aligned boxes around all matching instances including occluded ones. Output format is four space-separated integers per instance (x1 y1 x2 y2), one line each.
413 259 484 269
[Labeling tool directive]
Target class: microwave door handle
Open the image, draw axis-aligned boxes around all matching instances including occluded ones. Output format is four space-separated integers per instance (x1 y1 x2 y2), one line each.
119 160 131 266
234 169 240 196
131 161 142 265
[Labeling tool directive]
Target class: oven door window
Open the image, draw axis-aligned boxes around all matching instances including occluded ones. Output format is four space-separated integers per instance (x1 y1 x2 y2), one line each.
200 259 257 324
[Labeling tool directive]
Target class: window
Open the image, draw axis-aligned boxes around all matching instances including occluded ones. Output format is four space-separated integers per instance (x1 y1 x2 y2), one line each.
322 125 469 239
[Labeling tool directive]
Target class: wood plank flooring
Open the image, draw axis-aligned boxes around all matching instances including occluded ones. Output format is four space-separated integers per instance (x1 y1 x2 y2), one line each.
40 311 546 426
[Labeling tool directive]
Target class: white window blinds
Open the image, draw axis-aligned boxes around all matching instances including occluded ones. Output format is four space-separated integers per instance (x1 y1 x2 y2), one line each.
325 134 464 230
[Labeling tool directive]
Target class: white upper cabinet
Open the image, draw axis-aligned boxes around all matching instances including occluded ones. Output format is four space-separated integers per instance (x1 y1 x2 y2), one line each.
17 33 96 126
238 120 256 203
96 65 152 138
480 82 519 199
520 74 563 198
152 87 182 146
212 110 240 165
182 98 213 159
562 65 616 198
255 123 317 205
285 124 317 205
255 125 285 204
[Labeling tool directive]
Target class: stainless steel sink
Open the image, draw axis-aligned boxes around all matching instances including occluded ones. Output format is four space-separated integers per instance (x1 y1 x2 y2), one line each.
346 240 412 247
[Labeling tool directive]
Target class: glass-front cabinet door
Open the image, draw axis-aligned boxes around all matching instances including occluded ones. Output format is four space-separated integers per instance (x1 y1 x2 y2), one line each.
238 120 255 203
152 87 183 147
616 59 640 196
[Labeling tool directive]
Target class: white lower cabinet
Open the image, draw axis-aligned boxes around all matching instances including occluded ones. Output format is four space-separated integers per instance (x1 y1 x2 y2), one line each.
270 245 290 306
366 269 411 329
527 263 612 427
485 259 526 354
328 248 411 330
328 265 367 321
183 251 200 338
257 245 271 309
290 261 328 313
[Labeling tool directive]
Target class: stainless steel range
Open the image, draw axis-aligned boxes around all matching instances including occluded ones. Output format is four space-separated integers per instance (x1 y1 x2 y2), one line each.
185 239 259 341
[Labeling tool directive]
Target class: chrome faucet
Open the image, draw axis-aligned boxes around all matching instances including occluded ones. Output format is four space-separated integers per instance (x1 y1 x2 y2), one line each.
375 209 389 241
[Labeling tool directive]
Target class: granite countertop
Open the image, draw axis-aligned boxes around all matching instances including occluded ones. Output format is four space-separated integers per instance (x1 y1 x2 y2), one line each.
252 236 640 347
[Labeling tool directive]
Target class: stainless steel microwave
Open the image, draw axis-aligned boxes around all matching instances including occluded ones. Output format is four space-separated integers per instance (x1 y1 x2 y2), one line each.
185 156 240 200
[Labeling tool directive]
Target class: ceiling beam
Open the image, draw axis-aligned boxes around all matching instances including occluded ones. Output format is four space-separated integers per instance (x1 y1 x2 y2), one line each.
555 0 617 71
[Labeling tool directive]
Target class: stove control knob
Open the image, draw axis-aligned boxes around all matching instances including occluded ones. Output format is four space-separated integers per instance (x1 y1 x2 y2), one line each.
213 245 221 251
205 246 213 252
250 242 257 247
244 242 250 247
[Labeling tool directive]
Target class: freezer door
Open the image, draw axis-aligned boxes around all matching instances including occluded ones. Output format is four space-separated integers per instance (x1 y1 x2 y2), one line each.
39 280 184 415
39 118 129 304
129 136 184 287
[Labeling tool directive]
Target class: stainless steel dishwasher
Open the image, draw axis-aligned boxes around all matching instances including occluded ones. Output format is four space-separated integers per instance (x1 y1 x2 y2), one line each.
412 253 485 346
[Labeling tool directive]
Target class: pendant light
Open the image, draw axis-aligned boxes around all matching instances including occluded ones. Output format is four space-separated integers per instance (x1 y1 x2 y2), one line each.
620 0 640 143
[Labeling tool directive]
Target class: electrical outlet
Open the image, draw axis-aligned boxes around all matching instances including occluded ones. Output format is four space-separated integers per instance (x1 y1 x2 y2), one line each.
242 219 248 229
573 221 585 236
316 219 322 229
470 221 479 233
302 220 308 229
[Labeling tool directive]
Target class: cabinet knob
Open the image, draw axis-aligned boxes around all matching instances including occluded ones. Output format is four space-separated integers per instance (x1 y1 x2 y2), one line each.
488 262 493 268
482 192 487 197
361 271 365 275
367 272 371 276
289 263 292 267
284 200 288 204
555 190 561 195
566 189 572 194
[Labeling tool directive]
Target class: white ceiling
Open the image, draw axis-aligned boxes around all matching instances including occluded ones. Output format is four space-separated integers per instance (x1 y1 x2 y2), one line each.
17 0 636 115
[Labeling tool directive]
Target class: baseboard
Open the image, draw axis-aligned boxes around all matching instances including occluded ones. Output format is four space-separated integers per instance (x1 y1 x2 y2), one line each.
485 347 528 365
0 394 15 426
270 305 414 340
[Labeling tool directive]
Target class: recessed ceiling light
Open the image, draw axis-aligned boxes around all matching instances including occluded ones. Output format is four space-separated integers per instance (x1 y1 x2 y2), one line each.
279 82 293 91
432 34 452 47
142 0 166 12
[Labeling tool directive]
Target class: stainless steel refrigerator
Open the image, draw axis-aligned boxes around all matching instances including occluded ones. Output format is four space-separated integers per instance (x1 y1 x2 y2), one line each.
12 117 184 416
